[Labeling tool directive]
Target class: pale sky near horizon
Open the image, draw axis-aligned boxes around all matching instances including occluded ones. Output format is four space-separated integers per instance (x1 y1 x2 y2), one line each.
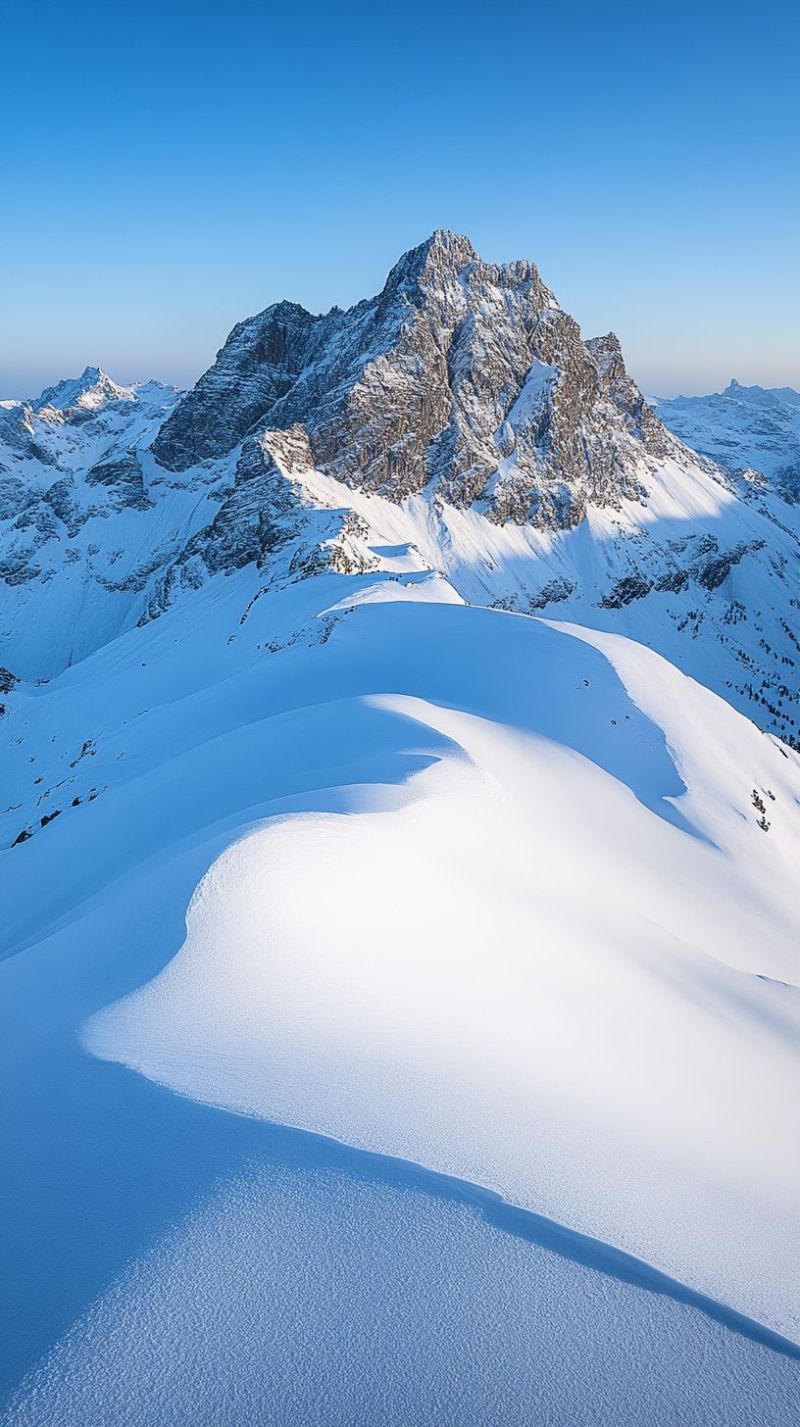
2 0 798 400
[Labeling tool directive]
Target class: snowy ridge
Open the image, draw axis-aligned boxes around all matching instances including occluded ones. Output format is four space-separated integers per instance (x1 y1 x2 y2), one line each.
655 378 800 498
2 557 800 1342
2 232 800 1417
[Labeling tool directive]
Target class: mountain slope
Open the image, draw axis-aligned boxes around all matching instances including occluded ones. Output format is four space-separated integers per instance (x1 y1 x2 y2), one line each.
4 234 800 748
2 564 800 1348
655 379 800 498
0 374 212 678
2 232 800 1417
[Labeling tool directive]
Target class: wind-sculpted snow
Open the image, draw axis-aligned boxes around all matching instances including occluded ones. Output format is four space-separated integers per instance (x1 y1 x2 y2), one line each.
4 1163 799 1427
3 560 800 1415
13 571 798 1328
77 593 800 1340
3 234 800 1420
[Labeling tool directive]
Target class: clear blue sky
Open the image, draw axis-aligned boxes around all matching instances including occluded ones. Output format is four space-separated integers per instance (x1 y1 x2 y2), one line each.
2 0 798 398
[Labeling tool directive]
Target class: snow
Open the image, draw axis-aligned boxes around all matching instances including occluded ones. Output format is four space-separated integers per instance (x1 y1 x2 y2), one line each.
654 381 800 488
35 587 791 1343
1 565 798 1416
34 366 135 412
4 1162 799 1426
3 366 800 1418
0 376 201 680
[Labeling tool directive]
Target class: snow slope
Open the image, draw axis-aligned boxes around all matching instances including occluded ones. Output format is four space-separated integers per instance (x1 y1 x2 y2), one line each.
655 379 800 496
3 239 800 1420
4 1161 799 1426
2 548 798 1347
0 372 209 679
77 588 800 1342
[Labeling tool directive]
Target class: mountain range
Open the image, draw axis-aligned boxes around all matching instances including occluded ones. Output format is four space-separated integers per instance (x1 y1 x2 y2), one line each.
2 232 800 1419
654 378 800 498
2 231 799 748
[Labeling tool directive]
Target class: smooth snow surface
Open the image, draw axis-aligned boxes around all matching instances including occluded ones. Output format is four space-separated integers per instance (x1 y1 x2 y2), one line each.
78 594 800 1339
3 561 800 1421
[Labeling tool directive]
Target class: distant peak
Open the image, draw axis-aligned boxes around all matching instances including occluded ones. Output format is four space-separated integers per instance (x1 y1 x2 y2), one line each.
35 367 135 412
720 377 800 406
722 378 766 399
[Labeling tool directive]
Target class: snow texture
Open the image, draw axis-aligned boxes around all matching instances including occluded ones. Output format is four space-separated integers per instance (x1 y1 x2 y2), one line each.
2 233 800 1422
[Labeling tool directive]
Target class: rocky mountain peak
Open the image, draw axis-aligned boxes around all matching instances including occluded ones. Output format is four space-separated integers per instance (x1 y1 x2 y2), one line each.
4 244 800 762
151 231 671 530
383 229 480 291
584 332 623 375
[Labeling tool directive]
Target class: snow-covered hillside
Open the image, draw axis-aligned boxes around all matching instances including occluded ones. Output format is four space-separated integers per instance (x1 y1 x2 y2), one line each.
3 562 800 1416
655 379 800 498
2 234 799 1422
0 370 208 678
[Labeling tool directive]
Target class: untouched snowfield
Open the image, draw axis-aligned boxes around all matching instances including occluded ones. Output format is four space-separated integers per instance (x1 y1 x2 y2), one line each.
82 598 800 1334
5 1161 800 1426
2 562 800 1421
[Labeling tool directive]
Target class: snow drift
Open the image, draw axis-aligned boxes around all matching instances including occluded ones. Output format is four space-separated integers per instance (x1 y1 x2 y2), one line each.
72 586 800 1341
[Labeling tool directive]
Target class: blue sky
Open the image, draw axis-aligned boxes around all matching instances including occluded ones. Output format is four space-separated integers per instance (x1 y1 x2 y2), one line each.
2 0 798 398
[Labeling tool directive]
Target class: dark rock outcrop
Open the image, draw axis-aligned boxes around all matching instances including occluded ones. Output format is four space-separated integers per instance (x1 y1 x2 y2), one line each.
152 230 670 529
86 454 151 509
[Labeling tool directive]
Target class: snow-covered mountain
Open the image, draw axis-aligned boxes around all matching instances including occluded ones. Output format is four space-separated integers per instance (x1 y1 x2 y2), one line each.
0 373 200 676
2 233 800 1420
36 366 137 413
655 378 800 498
3 233 800 748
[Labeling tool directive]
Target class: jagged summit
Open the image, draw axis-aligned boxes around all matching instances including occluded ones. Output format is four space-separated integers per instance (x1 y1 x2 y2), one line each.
151 230 669 527
35 366 135 412
420 227 480 263
383 228 480 287
5 234 800 756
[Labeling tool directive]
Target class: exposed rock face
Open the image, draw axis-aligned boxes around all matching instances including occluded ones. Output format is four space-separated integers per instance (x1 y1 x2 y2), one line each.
85 454 151 510
152 231 672 528
585 333 669 456
142 428 311 619
151 306 331 471
142 421 372 622
0 402 58 465
4 234 800 757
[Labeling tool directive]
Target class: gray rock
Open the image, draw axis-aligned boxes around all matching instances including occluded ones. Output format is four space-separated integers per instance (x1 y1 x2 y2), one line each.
85 454 151 510
152 230 668 530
